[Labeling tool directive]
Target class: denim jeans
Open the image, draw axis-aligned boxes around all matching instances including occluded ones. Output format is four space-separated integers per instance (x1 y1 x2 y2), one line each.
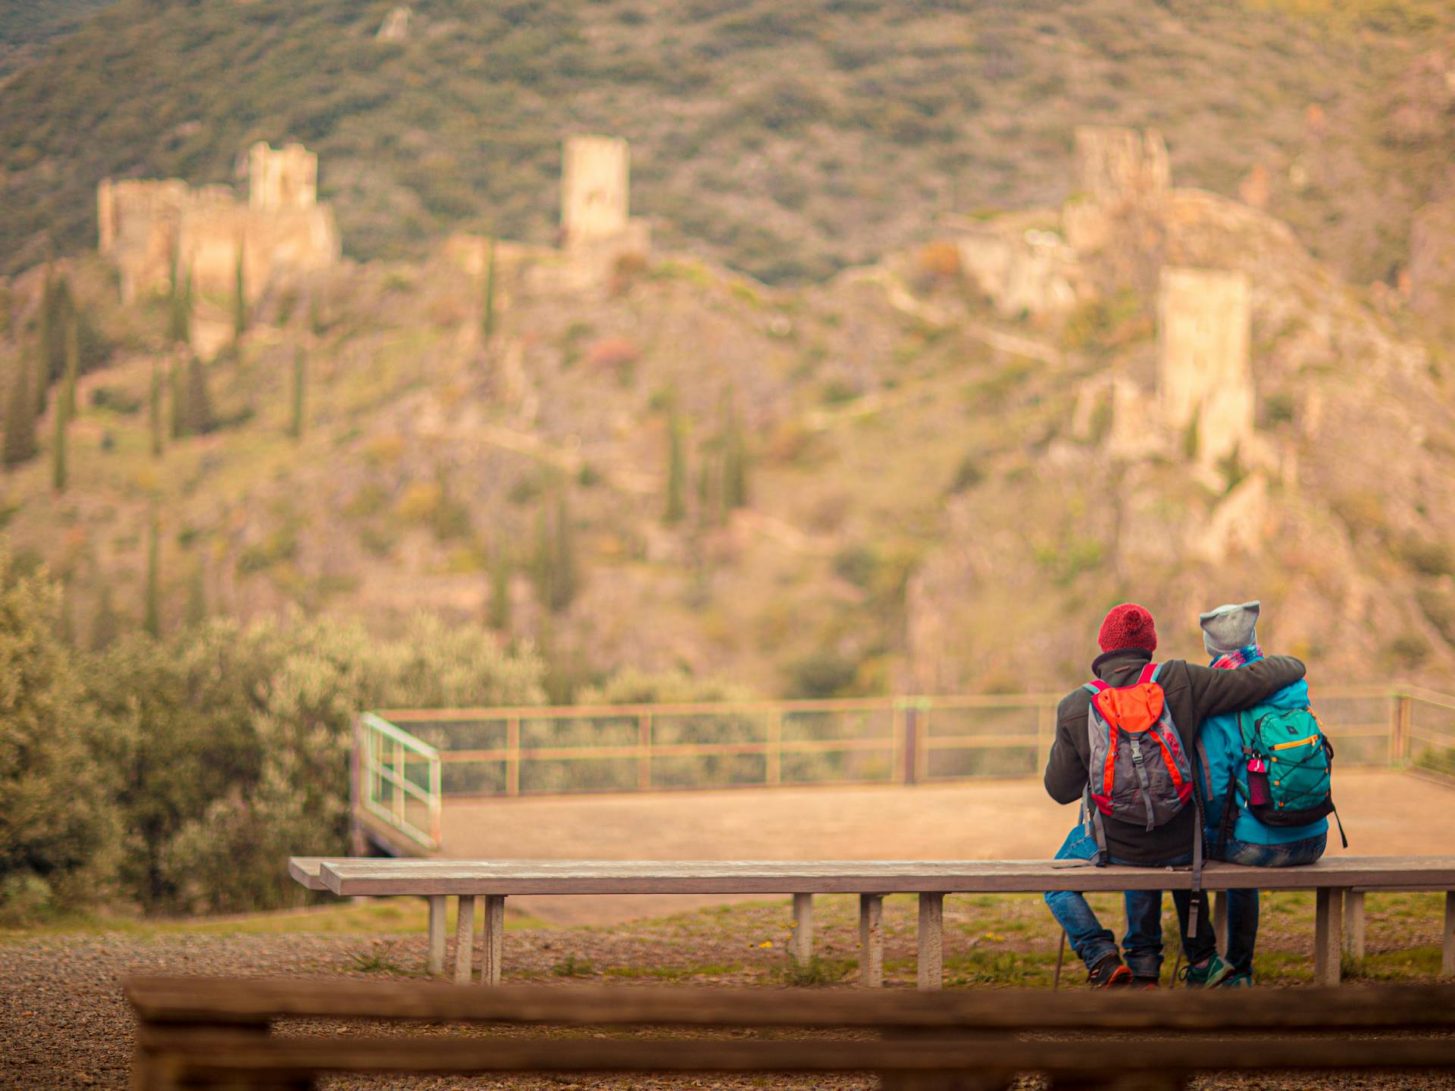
1214 832 1327 976
1044 823 1217 978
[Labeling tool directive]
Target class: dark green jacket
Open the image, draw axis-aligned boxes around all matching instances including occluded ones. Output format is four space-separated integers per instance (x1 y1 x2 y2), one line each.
1043 648 1306 864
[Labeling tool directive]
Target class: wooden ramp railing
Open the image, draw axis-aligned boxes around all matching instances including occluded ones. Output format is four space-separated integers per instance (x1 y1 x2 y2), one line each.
353 686 1455 854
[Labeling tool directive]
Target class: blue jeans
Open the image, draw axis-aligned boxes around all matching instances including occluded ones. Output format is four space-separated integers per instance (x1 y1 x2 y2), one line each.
1214 832 1327 977
1044 823 1217 978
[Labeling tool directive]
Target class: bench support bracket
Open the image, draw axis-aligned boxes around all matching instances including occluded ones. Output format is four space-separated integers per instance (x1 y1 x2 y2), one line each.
791 893 813 965
1315 887 1344 986
860 894 884 988
482 894 506 986
455 895 476 985
917 893 944 991
427 895 447 977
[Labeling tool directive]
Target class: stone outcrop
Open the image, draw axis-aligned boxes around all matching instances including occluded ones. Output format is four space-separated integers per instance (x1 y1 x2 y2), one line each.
1408 195 1455 331
98 141 340 352
376 6 411 42
953 218 1082 319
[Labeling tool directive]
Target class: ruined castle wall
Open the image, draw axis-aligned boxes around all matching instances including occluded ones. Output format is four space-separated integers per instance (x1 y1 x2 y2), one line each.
1158 267 1253 466
100 142 339 328
562 135 629 246
97 179 190 302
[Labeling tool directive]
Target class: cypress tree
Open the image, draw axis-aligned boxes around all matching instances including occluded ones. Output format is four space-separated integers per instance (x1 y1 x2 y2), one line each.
169 357 185 438
232 244 247 343
184 558 207 628
721 391 749 512
487 553 511 632
664 405 686 525
289 347 305 439
149 361 164 456
481 236 498 343
91 579 121 650
167 266 192 346
182 355 214 435
144 516 161 638
530 508 553 611
63 315 79 420
550 490 578 613
51 386 67 492
3 351 38 468
529 492 580 614
36 268 53 389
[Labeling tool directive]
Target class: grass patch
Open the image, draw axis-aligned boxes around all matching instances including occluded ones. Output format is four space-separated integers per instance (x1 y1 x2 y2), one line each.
779 955 855 986
0 898 551 942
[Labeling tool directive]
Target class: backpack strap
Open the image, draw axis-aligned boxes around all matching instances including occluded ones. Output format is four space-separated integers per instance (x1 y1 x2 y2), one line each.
1083 680 1109 695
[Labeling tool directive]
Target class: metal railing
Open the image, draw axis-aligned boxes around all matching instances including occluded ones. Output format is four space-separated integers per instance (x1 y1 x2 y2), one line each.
363 687 1455 816
356 711 443 851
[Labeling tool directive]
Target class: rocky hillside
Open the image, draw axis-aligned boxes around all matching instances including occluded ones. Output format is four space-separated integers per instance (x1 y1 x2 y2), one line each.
3 0 1455 290
2 117 1453 699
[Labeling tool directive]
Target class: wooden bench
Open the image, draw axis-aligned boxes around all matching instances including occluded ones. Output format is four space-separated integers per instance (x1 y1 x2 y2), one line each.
126 975 1455 1090
289 855 1455 988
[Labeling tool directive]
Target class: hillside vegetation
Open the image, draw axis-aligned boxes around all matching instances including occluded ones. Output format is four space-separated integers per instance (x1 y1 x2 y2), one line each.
3 0 1455 284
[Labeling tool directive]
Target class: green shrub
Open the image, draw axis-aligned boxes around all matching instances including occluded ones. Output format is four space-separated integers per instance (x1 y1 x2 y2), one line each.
787 648 859 698
0 558 117 922
948 453 984 493
1397 536 1453 578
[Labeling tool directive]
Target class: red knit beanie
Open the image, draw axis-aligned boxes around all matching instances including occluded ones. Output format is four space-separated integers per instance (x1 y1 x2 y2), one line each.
1098 603 1157 654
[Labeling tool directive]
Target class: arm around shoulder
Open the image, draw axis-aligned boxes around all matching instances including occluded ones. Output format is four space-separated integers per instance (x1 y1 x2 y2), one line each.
1188 655 1306 720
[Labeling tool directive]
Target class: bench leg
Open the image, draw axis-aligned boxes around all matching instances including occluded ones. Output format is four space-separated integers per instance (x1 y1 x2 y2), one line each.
1444 891 1455 978
1342 891 1365 962
481 894 506 986
917 893 944 991
859 894 884 988
1212 891 1227 953
427 895 447 977
1314 887 1344 986
790 893 814 965
454 894 476 985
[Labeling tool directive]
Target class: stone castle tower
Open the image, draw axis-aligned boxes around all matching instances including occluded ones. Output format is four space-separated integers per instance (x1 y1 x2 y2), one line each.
561 135 630 247
1158 266 1253 467
248 141 318 212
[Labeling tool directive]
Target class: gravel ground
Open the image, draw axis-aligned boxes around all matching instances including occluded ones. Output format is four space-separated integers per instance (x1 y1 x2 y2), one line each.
4 922 1454 1091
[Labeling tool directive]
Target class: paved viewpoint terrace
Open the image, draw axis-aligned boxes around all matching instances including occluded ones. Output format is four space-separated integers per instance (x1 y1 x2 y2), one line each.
434 770 1455 925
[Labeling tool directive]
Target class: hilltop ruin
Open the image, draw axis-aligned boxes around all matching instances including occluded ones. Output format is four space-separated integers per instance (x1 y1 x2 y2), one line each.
98 142 340 354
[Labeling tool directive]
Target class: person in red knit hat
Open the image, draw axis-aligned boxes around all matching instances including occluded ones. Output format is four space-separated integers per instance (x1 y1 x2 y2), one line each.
1041 603 1307 987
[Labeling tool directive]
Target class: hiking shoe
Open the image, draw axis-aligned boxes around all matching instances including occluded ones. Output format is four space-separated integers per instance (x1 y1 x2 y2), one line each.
1218 972 1254 988
1130 976 1160 989
1088 954 1132 988
1179 953 1234 988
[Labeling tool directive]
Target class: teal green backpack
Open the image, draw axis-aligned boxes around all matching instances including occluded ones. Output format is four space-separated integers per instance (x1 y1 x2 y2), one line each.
1235 706 1337 828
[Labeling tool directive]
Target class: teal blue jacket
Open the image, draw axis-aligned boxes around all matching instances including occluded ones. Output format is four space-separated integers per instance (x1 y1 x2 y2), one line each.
1197 657 1328 847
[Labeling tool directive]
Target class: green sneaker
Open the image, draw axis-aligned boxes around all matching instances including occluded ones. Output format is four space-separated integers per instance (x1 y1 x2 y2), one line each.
1218 972 1254 988
1178 953 1234 989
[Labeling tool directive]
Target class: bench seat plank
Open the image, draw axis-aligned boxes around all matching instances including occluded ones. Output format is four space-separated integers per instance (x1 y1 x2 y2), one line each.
140 1030 1455 1079
286 857 350 892
315 857 1455 897
124 977 1455 1030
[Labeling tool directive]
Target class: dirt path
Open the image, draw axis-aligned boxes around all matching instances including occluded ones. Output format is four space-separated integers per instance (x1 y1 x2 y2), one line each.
438 770 1455 925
